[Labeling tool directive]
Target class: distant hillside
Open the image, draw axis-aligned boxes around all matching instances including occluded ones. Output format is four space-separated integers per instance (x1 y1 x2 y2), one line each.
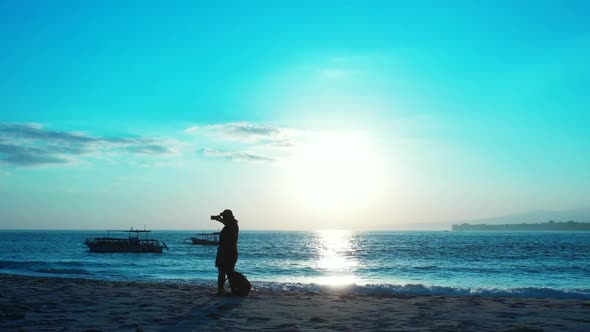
369 207 590 231
452 208 590 226
452 220 590 231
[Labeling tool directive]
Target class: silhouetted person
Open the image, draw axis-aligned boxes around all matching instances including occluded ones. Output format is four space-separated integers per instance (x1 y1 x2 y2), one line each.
212 209 239 295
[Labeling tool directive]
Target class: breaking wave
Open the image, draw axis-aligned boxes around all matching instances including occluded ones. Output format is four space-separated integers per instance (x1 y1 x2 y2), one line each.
251 281 590 300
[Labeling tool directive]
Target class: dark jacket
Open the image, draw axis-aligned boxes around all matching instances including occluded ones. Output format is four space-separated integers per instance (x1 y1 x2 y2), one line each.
215 219 239 270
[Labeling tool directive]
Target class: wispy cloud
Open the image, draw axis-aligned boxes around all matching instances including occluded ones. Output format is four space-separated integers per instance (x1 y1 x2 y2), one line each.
0 122 299 167
185 121 299 146
0 123 178 167
186 122 302 163
200 149 276 162
0 143 70 166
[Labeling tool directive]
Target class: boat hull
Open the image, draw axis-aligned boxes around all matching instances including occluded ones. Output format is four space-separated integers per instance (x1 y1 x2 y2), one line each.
86 243 164 253
186 232 220 246
85 239 164 253
191 239 218 245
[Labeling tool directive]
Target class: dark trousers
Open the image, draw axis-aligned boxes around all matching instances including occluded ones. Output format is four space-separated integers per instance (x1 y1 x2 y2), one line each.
217 255 237 293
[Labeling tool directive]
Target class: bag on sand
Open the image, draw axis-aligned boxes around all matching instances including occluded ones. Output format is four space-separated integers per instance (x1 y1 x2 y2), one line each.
228 271 252 296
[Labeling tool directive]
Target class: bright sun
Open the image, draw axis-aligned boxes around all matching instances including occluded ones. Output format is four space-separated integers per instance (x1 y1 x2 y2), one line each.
286 131 383 214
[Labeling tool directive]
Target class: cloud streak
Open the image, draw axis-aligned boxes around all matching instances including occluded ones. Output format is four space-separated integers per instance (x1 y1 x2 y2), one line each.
186 121 301 163
0 143 70 166
186 121 299 145
0 123 177 167
0 121 299 167
200 149 276 162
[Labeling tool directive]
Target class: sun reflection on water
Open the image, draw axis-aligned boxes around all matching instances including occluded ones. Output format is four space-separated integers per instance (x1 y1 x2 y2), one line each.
313 230 359 286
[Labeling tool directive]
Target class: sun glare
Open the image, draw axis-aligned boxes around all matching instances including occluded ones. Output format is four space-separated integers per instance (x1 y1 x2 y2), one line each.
314 230 359 286
286 131 383 214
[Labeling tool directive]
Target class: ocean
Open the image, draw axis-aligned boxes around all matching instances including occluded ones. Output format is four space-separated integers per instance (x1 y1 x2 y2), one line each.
1 230 589 299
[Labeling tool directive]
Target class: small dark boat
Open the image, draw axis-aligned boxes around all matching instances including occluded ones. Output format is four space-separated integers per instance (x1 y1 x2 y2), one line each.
85 228 168 253
184 232 220 245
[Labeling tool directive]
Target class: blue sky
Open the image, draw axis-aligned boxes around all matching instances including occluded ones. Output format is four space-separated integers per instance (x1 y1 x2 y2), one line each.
1 1 589 229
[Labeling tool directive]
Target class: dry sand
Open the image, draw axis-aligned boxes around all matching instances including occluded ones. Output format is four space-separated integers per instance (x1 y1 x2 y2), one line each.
1 274 589 331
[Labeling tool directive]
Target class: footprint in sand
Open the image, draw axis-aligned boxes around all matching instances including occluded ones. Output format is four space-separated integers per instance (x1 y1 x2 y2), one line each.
207 312 221 319
247 317 271 322
217 304 238 310
309 316 328 323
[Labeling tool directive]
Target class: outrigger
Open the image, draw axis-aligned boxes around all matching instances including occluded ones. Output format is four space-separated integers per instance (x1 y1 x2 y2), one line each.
85 228 169 253
184 232 220 245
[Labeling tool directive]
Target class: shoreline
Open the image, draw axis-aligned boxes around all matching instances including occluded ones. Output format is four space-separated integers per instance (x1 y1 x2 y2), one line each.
2 271 589 300
2 274 590 331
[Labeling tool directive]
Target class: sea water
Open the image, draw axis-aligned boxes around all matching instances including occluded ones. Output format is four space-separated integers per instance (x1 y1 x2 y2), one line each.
1 230 589 299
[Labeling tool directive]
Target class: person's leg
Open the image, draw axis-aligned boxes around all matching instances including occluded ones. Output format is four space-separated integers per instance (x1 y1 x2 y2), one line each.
217 268 226 294
231 255 237 272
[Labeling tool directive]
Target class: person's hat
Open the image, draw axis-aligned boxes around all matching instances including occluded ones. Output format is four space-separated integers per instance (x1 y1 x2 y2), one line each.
221 209 233 218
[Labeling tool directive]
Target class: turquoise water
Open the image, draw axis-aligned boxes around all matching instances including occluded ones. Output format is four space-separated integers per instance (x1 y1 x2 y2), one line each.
1 230 589 299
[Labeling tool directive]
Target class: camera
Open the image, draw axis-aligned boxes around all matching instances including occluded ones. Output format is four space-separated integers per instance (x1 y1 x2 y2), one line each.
211 215 221 221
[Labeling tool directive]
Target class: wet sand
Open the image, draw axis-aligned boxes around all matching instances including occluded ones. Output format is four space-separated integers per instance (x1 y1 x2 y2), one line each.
1 274 589 331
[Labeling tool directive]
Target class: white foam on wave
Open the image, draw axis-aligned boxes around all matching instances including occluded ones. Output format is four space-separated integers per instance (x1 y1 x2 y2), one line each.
250 281 590 300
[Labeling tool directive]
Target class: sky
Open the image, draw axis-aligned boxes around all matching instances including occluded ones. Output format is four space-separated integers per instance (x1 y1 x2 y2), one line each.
1 1 589 230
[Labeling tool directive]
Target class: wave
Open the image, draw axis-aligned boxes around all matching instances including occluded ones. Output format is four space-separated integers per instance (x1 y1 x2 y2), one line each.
0 260 40 269
0 260 92 276
251 281 590 300
33 268 93 275
1 265 588 299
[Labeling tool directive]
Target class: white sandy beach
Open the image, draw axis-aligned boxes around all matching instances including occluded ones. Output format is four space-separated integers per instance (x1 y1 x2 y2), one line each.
1 274 589 331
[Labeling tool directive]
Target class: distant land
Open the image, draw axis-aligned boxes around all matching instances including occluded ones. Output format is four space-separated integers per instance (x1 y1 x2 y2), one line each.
452 220 590 231
450 208 590 226
381 207 590 231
